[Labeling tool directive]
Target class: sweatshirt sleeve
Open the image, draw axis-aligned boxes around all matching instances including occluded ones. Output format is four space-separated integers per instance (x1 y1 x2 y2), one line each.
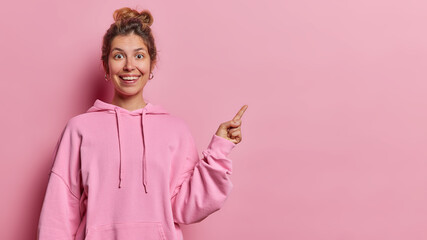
38 119 84 239
171 131 236 225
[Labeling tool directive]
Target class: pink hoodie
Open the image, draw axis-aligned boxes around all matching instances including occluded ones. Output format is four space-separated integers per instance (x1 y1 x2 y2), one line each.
37 99 236 240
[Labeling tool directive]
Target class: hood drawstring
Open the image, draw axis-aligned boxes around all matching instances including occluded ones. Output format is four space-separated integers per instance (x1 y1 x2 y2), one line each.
114 107 148 193
141 108 148 193
86 99 169 194
114 108 124 188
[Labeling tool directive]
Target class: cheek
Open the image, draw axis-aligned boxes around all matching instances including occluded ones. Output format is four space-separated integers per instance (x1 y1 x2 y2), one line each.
109 62 122 74
137 63 151 73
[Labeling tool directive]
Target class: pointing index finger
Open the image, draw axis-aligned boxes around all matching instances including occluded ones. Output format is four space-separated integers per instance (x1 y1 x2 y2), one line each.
233 105 248 121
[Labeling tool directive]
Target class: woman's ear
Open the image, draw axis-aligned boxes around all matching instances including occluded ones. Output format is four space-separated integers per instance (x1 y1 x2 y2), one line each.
150 60 157 72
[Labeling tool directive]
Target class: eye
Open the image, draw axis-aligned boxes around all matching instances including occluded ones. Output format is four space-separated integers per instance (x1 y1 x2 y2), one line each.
136 54 144 59
114 53 124 59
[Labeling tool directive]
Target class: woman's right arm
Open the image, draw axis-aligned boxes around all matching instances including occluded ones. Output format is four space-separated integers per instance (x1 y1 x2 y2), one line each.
38 119 84 239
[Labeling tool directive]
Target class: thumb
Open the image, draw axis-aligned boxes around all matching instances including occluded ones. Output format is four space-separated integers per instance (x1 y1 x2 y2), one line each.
223 119 241 129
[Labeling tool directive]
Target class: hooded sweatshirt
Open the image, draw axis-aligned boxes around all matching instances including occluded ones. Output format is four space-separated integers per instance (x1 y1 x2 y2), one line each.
37 99 236 240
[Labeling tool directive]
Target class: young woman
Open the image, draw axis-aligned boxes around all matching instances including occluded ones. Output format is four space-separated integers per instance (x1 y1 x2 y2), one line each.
37 7 247 240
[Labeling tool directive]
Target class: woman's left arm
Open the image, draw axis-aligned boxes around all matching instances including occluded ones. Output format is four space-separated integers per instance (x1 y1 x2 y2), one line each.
171 105 248 225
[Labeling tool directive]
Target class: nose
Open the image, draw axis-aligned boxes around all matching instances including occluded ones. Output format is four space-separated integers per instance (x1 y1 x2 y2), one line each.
123 58 135 71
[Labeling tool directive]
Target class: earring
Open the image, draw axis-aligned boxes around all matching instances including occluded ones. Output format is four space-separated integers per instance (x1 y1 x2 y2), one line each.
104 74 108 82
149 72 154 80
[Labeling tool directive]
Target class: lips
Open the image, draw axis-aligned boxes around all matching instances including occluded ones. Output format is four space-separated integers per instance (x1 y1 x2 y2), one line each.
119 75 140 84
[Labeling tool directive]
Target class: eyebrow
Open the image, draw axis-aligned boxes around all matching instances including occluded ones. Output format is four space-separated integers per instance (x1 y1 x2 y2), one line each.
111 47 147 53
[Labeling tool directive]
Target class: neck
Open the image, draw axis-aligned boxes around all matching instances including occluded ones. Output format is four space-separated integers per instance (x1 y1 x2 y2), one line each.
111 93 147 111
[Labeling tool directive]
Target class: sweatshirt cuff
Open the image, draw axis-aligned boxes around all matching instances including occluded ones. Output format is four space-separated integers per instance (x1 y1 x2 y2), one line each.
207 134 236 157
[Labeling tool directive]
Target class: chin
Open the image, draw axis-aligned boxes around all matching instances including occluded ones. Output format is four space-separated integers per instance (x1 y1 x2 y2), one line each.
115 87 144 97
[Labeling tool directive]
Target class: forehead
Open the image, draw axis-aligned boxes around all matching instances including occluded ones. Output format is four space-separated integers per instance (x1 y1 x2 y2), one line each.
110 33 148 52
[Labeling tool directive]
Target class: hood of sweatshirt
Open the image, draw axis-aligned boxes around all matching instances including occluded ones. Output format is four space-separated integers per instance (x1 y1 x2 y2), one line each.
86 99 170 193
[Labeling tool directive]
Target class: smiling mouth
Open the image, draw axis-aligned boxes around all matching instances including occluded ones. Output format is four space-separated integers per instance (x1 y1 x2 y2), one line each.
119 75 140 84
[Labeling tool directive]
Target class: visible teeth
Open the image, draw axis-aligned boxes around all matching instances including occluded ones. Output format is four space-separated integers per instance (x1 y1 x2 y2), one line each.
121 76 139 80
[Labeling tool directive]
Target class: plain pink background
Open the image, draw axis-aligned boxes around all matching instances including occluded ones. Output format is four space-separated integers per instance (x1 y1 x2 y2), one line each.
1 0 427 239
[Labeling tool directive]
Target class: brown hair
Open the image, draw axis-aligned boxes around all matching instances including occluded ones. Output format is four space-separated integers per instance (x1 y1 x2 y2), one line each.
101 7 157 74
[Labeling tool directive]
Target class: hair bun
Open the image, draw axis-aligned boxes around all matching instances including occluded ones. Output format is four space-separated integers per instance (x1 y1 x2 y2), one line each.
138 10 153 26
113 7 153 26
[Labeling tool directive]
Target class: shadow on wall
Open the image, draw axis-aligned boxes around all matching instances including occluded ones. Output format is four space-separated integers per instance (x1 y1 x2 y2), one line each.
82 54 114 109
